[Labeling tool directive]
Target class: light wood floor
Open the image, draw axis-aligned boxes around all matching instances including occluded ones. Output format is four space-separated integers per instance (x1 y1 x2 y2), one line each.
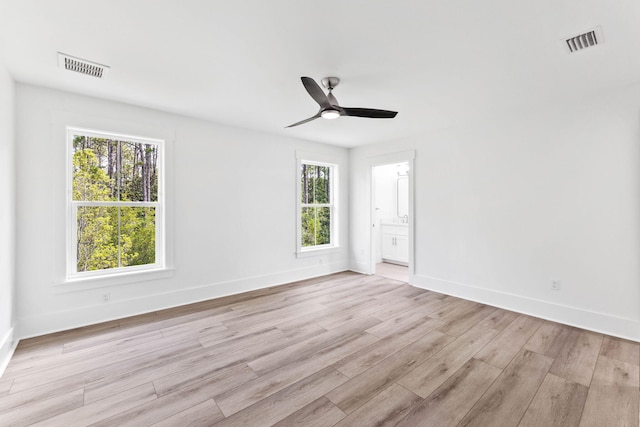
376 262 409 282
1 272 638 426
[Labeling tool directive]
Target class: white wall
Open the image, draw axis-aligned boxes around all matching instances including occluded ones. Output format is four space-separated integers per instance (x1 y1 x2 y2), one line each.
351 83 640 341
0 61 16 372
15 84 350 338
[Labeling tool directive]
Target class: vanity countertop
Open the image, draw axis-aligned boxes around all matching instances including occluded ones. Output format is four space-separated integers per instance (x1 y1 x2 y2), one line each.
381 219 408 226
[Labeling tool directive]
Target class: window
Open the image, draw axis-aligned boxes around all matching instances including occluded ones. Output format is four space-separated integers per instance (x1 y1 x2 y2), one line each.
299 160 337 251
67 127 164 278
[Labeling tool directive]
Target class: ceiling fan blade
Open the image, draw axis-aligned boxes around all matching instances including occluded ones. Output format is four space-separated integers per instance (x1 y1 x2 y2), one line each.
285 112 321 128
301 77 332 109
341 108 398 119
327 92 339 106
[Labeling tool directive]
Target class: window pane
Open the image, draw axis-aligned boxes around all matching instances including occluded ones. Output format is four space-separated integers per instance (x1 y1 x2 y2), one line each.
120 141 159 202
301 207 331 247
301 164 310 203
76 206 157 272
313 166 330 204
120 207 156 267
76 206 119 271
301 164 331 204
316 206 331 245
301 207 315 247
72 135 117 201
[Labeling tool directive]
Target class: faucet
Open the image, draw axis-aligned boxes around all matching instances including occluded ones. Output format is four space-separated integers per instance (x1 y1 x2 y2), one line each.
402 215 408 224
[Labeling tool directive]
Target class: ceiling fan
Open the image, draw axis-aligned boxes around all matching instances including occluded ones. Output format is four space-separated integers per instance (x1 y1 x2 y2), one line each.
286 76 398 128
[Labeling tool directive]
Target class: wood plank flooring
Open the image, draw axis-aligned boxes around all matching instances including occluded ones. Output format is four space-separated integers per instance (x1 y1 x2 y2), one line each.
375 262 408 282
1 271 638 426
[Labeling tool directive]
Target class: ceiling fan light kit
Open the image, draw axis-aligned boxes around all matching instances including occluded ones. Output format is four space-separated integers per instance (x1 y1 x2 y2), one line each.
321 109 340 119
286 76 398 128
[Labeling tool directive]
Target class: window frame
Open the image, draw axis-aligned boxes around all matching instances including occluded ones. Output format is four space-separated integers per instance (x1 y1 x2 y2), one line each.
296 157 339 256
66 127 165 280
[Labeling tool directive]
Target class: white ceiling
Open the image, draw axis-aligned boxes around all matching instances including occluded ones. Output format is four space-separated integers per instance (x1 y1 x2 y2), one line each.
1 1 639 147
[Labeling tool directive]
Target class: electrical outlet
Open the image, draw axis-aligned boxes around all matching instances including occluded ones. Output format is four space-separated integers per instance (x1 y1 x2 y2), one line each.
102 292 111 303
551 280 561 291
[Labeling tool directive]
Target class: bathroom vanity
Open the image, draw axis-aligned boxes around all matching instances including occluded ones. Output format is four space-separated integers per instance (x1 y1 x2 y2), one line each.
381 222 408 265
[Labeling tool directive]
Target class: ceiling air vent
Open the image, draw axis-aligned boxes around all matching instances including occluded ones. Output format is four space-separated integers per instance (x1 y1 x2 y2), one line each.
565 27 603 53
57 52 109 78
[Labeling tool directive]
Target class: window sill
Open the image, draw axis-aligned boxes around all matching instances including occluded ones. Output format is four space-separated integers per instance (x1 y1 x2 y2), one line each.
53 267 175 293
296 246 341 259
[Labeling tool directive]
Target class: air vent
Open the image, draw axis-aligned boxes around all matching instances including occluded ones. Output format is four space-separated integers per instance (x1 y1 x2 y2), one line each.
57 52 109 78
565 27 603 53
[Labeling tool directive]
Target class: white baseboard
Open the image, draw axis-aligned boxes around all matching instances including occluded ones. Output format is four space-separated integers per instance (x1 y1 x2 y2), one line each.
17 261 350 339
0 327 17 378
349 261 371 275
413 274 640 342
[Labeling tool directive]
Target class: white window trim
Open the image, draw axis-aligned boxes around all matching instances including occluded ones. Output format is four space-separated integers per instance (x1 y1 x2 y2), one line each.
296 155 339 257
65 126 167 282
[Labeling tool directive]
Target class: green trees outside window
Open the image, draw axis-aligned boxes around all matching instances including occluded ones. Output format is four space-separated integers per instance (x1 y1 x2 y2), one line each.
71 132 160 273
300 163 333 247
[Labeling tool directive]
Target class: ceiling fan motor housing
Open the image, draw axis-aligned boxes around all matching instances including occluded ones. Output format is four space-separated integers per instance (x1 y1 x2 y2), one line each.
321 77 340 90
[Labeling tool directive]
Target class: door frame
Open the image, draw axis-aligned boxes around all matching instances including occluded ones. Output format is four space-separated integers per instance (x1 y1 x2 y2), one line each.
368 150 415 279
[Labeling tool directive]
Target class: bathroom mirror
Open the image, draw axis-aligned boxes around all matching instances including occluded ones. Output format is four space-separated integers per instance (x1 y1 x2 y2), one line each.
397 176 408 219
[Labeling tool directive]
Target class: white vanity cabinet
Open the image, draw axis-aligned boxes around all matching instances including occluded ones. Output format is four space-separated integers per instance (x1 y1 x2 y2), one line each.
381 223 408 265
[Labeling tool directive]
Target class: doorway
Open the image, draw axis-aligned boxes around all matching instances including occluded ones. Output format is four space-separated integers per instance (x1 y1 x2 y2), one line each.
371 159 412 283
